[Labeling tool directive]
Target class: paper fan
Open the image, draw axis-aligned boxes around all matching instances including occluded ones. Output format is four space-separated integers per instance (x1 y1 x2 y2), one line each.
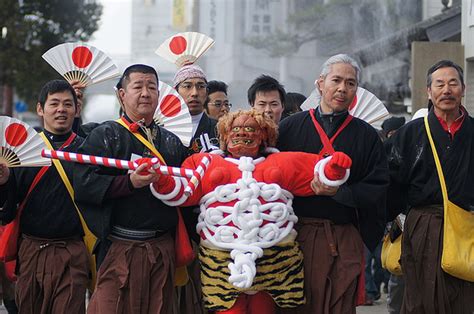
42 42 120 86
155 81 193 146
0 116 51 167
155 32 215 67
301 87 389 125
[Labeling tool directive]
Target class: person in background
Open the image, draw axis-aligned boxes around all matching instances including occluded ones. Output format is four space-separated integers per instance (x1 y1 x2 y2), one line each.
364 116 406 306
277 54 388 313
387 60 474 313
381 116 406 140
174 64 218 156
204 80 232 120
0 80 89 313
282 92 305 120
248 75 286 124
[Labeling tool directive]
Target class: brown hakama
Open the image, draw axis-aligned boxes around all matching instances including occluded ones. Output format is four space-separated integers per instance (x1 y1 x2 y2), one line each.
15 235 89 314
401 206 474 314
278 218 364 314
87 233 176 314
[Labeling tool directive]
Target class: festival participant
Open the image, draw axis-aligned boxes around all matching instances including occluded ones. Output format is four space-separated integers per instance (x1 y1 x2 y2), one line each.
73 64 188 313
204 80 232 120
0 80 89 313
277 54 389 313
175 64 218 155
248 75 286 124
387 60 474 313
150 110 353 313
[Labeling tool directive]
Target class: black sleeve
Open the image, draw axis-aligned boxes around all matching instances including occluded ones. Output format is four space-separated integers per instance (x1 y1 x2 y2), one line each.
386 131 410 221
73 125 121 206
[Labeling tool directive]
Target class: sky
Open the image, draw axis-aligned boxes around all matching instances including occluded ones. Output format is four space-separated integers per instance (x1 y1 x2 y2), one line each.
89 0 132 56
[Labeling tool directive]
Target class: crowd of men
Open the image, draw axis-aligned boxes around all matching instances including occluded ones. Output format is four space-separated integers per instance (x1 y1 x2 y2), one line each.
0 54 473 314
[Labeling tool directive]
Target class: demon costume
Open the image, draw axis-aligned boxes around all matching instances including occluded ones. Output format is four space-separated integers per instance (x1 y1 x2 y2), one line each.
387 108 474 313
276 108 388 313
73 116 187 313
0 130 89 314
150 110 352 313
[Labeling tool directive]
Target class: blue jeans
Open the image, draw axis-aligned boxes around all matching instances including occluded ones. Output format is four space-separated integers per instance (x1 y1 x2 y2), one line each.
364 243 388 300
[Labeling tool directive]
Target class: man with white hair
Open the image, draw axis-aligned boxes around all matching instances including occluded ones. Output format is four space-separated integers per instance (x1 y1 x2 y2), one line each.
277 54 389 313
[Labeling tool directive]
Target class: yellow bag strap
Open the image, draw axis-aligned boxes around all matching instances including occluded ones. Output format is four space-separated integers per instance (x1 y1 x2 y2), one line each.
115 118 166 165
38 133 97 239
424 116 449 202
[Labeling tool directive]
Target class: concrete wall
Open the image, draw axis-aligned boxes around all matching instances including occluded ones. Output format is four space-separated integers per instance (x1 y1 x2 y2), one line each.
462 0 474 114
411 41 464 114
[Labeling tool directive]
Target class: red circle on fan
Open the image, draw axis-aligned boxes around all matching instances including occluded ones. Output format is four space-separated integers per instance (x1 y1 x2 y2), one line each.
5 123 28 146
349 94 358 110
169 36 187 55
160 95 181 117
72 46 93 68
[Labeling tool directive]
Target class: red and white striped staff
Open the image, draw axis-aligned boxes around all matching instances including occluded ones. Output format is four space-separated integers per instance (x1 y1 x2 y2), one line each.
41 149 195 178
184 155 211 196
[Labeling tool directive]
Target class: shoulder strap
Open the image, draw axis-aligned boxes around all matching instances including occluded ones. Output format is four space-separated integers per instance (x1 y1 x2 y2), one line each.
39 133 97 239
424 116 449 202
309 109 353 156
17 166 49 216
115 117 167 165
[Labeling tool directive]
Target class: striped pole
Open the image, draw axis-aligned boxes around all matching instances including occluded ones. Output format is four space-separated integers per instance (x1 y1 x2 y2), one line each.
42 149 194 178
184 156 211 196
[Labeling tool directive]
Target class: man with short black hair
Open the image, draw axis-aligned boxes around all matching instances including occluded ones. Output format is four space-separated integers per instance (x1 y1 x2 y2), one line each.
0 80 89 313
248 74 286 124
74 64 188 313
204 80 231 120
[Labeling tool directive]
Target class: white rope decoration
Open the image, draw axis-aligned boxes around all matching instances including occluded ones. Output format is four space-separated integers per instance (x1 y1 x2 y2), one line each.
197 156 297 289
150 155 300 289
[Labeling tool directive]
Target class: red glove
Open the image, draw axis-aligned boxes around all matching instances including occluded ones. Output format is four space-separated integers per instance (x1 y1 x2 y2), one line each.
324 152 352 180
135 157 155 175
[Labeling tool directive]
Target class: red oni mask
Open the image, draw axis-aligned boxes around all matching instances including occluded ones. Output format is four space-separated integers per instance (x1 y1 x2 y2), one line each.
226 114 264 158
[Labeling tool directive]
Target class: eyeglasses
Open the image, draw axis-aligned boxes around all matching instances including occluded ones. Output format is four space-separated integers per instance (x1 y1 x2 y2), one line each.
208 101 232 109
179 82 208 91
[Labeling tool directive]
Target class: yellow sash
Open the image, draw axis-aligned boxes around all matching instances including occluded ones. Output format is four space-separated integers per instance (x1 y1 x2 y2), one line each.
424 116 474 282
39 133 98 291
115 118 189 286
115 118 165 164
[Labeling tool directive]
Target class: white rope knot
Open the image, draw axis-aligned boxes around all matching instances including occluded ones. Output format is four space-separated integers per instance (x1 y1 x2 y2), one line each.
228 249 260 289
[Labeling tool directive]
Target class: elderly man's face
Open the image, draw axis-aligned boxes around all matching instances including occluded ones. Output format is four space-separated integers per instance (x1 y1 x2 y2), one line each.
226 114 263 158
119 72 159 124
428 67 464 116
317 63 357 114
177 78 208 116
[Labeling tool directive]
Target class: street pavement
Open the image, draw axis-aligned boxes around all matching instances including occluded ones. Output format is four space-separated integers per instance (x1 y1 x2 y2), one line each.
0 293 390 314
357 291 389 314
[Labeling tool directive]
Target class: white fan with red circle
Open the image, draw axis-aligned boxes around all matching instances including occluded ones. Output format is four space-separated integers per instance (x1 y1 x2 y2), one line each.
0 116 51 167
42 42 120 86
155 32 215 68
301 87 389 125
155 81 193 146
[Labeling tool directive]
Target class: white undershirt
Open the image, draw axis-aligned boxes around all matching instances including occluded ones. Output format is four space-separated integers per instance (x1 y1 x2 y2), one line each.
191 112 204 137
